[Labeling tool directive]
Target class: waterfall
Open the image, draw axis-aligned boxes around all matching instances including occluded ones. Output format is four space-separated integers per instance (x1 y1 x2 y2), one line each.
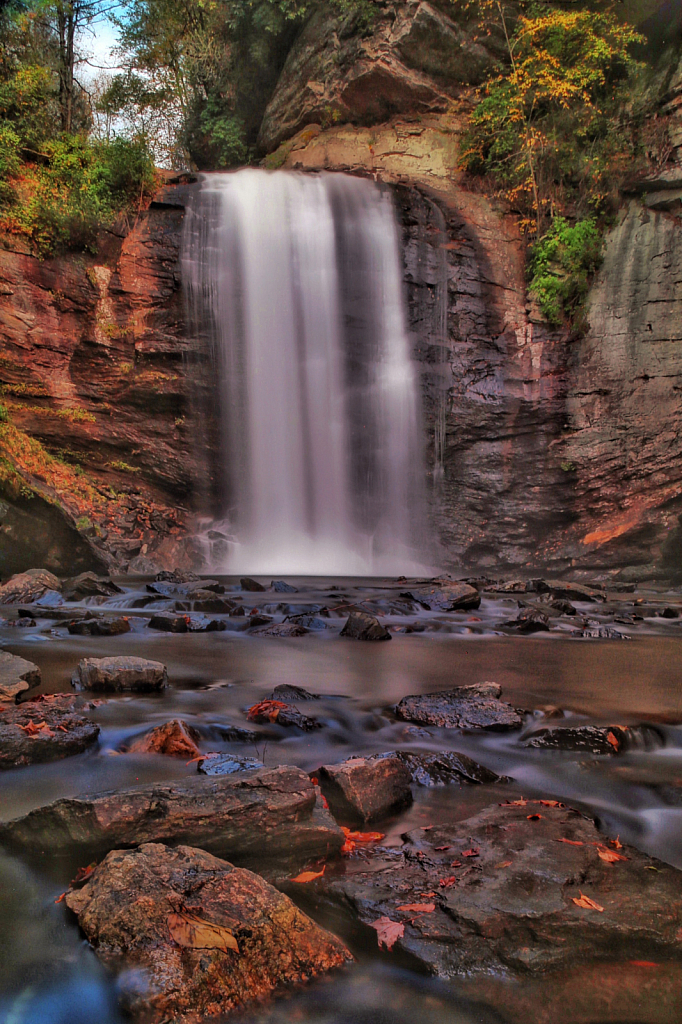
183 169 428 575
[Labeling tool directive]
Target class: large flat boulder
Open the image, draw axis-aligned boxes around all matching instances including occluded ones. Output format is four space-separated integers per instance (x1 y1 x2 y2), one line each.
400 581 480 611
0 650 40 702
300 802 682 977
0 569 61 605
340 611 391 641
395 682 523 731
66 842 351 1024
72 656 167 692
0 694 99 768
318 756 412 823
0 765 345 866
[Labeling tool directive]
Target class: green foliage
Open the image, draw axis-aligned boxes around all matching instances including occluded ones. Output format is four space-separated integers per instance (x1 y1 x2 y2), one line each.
0 403 9 423
196 96 248 168
528 217 603 327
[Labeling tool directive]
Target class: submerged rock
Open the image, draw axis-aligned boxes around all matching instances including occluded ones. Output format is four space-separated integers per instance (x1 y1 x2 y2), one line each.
0 765 344 865
382 750 506 787
305 802 682 977
198 753 265 775
521 723 664 755
246 699 320 731
0 651 41 702
0 695 99 768
271 580 298 593
66 843 351 1024
395 683 523 731
67 616 131 636
250 622 308 637
285 613 329 630
125 719 201 759
503 609 550 634
269 683 320 701
400 581 481 611
0 569 61 605
62 572 123 601
340 611 391 641
72 656 167 692
317 755 413 823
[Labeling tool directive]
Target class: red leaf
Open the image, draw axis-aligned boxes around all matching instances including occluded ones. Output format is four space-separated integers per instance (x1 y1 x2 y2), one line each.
572 892 604 912
341 827 385 843
596 845 628 864
439 876 457 888
291 866 325 883
397 903 435 913
370 917 404 951
555 838 584 847
461 848 480 858
606 731 620 751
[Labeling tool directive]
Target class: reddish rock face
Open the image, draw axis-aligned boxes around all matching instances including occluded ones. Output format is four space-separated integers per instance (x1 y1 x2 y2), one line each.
318 755 413 823
66 842 352 1024
126 719 201 759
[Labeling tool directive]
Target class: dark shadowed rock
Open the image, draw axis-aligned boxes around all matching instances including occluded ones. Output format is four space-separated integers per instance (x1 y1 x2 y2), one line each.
303 803 682 977
0 569 61 605
72 656 167 692
125 719 201 759
0 651 41 702
271 580 298 593
401 581 480 611
0 765 345 865
503 609 550 634
318 756 412 823
67 617 131 636
395 683 523 731
377 750 506 787
544 580 606 603
250 622 308 637
191 595 238 614
0 695 99 768
198 753 265 775
148 614 190 633
66 842 351 1024
269 684 320 701
62 572 123 601
240 577 266 592
521 723 664 755
246 700 320 731
155 570 201 584
285 614 329 630
340 611 391 641
571 626 631 640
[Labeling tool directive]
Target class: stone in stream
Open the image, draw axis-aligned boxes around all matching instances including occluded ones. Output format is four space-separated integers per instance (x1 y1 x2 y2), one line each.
0 694 99 768
544 580 606 603
246 699 320 731
400 581 481 611
502 608 550 634
269 683 320 701
72 656 167 692
395 682 523 731
125 719 201 759
198 753 265 775
67 616 131 636
0 569 61 605
317 756 413 823
155 569 201 584
148 613 191 633
240 577 267 592
191 595 238 614
296 802 682 977
0 765 344 866
340 611 391 641
376 750 507 787
0 650 41 702
250 622 308 637
285 613 329 630
571 626 631 640
65 843 351 1024
521 723 664 755
271 580 298 593
62 572 123 601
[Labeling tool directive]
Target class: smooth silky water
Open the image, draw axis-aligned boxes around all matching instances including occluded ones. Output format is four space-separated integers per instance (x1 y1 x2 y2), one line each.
2 170 682 1023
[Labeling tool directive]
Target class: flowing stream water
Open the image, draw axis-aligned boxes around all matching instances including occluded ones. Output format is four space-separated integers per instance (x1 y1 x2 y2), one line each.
182 170 427 576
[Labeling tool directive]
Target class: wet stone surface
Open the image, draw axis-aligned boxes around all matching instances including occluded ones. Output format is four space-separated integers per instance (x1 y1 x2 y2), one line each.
317 756 413 823
395 683 523 731
0 694 99 768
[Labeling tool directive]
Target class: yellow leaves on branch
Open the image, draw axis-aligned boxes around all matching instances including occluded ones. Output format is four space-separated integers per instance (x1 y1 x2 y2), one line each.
167 911 238 953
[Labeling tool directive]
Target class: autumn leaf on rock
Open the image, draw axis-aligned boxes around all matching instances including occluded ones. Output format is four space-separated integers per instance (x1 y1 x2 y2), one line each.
610 836 624 849
495 860 513 869
167 911 238 952
247 699 288 723
71 862 97 886
461 848 480 858
439 876 457 888
370 917 404 951
396 903 435 914
341 827 385 843
341 840 356 855
572 892 604 912
597 846 628 864
291 866 325 883
606 731 620 751
539 800 563 807
555 838 584 847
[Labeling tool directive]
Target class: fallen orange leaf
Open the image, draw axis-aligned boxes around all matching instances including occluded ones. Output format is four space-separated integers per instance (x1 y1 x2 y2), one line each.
462 848 480 858
71 862 97 886
572 892 604 912
291 866 326 883
555 838 584 847
495 860 513 868
185 752 219 766
168 911 238 952
439 876 457 888
606 731 620 751
247 700 288 722
341 827 385 843
370 916 404 950
539 800 563 807
450 860 462 868
397 903 435 913
341 840 356 855
610 836 624 850
506 799 527 807
597 846 628 864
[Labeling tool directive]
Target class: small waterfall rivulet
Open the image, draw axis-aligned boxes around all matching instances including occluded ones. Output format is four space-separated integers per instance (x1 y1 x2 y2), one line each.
183 169 429 575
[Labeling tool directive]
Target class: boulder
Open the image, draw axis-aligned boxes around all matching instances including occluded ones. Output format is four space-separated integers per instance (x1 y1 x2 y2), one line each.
198 753 265 776
269 684 320 701
191 596 237 614
340 611 391 641
317 756 412 823
66 843 351 1024
401 581 480 611
0 650 40 702
246 699 320 731
148 614 190 633
0 569 61 605
544 580 606 603
303 802 682 977
521 723 664 755
571 626 631 640
67 616 131 636
62 572 123 601
0 765 345 865
155 570 201 584
250 622 308 637
271 580 298 593
126 720 201 759
72 656 167 692
382 750 506 787
240 577 266 592
285 613 329 630
395 683 523 731
503 609 550 634
0 695 99 768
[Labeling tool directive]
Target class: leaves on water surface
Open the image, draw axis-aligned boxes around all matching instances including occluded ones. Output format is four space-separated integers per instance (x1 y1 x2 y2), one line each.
572 892 604 912
596 845 628 864
461 848 480 858
341 827 385 843
370 917 404 950
168 911 239 953
555 838 584 846
291 866 326 883
247 700 288 722
397 903 435 914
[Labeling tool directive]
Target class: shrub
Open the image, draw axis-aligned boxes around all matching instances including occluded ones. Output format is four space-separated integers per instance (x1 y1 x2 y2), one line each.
528 218 603 328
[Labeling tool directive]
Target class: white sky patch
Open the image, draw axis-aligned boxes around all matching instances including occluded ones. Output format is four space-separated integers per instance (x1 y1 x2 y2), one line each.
78 15 122 84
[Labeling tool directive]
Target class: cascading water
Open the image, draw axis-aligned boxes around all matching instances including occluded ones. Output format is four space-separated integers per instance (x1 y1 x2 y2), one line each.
183 168 429 575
